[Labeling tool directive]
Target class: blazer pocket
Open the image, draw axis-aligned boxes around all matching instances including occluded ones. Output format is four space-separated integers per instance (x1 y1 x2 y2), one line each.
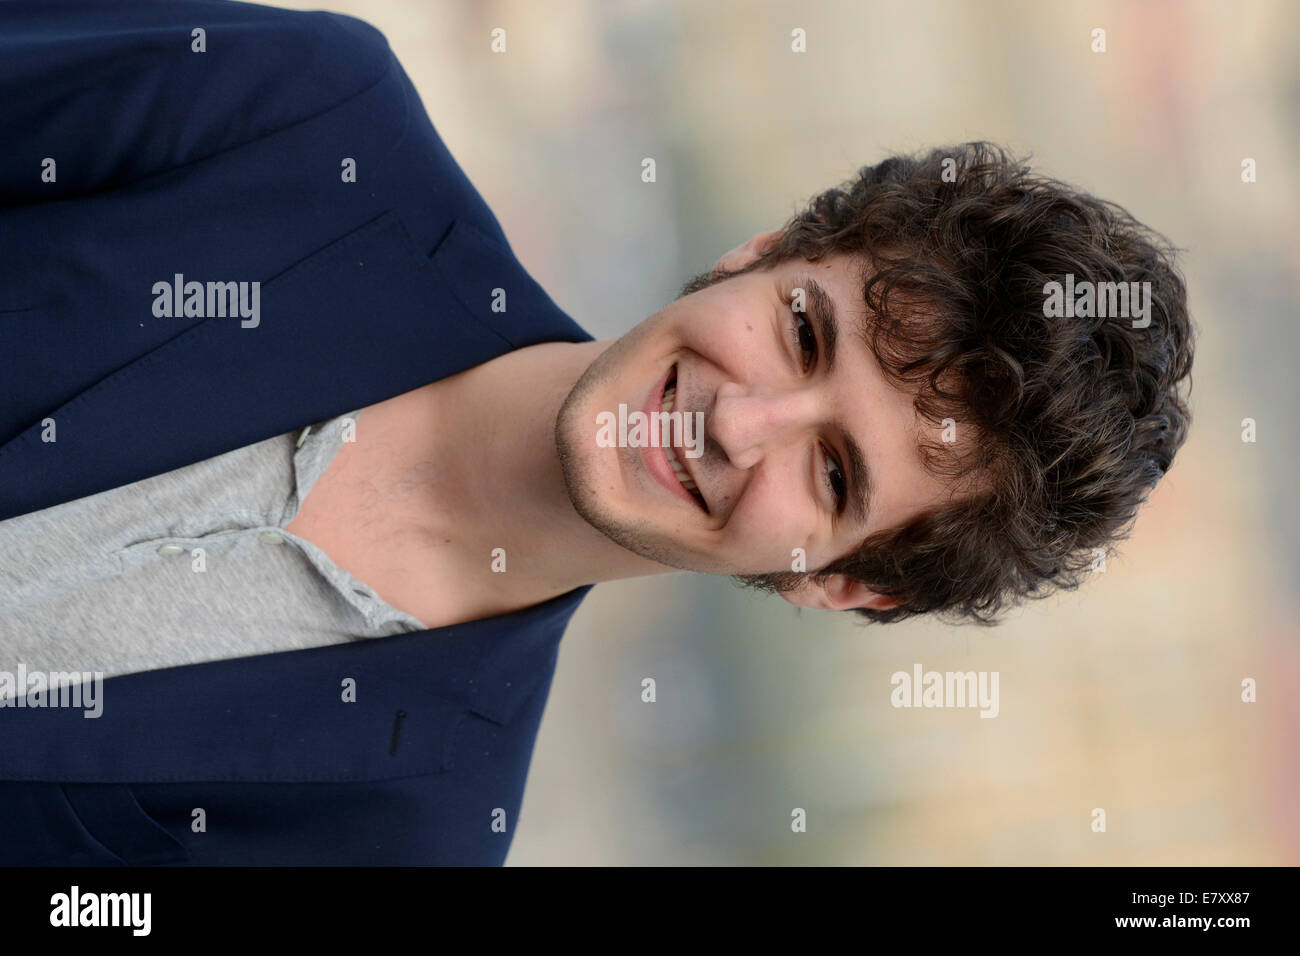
58 782 189 865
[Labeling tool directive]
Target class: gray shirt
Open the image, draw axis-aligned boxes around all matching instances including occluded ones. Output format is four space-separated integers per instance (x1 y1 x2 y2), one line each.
0 408 427 697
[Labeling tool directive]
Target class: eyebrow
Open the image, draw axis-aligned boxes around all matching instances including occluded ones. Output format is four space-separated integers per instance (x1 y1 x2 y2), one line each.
804 277 838 372
800 275 871 527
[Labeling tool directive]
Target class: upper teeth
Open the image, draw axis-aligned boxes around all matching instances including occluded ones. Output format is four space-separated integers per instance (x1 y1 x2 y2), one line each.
661 383 699 494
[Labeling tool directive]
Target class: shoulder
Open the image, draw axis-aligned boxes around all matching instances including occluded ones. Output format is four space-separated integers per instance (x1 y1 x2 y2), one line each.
287 9 395 89
221 7 396 114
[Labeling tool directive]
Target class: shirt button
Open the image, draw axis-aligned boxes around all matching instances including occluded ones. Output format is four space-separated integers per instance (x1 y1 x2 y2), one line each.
156 544 185 555
258 532 286 545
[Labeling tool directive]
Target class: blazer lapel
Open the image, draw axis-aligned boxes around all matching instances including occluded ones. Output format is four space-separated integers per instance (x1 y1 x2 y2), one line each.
0 210 591 522
0 584 593 782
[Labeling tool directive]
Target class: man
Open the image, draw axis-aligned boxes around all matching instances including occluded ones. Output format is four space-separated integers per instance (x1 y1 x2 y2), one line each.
0 0 1193 865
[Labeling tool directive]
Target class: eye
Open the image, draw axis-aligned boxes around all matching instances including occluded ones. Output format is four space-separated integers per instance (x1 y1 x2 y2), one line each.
788 307 817 372
822 445 847 512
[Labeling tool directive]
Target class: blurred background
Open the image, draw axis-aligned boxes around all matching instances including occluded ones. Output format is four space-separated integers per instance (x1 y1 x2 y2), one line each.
281 0 1298 864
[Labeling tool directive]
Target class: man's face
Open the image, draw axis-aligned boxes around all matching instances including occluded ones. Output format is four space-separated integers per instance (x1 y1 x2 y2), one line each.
556 231 963 610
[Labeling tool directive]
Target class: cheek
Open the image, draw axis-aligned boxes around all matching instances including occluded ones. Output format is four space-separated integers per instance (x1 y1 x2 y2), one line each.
719 482 815 564
682 294 766 355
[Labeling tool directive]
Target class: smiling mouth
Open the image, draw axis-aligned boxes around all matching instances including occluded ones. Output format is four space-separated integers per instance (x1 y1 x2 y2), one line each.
661 365 709 513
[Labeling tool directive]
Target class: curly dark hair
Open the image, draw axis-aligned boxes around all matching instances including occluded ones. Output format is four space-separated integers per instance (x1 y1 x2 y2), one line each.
724 142 1195 624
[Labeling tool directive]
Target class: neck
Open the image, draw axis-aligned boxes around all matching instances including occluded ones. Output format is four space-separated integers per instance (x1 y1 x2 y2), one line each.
387 340 675 614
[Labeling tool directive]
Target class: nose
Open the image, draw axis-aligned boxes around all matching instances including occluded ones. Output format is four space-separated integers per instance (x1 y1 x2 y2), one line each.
708 381 821 470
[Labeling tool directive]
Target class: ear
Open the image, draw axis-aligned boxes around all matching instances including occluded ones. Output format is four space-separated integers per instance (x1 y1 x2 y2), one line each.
714 228 785 273
776 574 903 613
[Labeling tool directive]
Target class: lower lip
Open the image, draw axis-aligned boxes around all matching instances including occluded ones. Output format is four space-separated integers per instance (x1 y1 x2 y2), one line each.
640 364 701 510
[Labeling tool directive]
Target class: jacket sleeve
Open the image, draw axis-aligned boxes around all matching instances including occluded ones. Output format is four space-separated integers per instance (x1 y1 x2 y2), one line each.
0 0 395 207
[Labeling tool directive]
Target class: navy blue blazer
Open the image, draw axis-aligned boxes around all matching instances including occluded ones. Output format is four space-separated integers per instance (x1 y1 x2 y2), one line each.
0 0 594 864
